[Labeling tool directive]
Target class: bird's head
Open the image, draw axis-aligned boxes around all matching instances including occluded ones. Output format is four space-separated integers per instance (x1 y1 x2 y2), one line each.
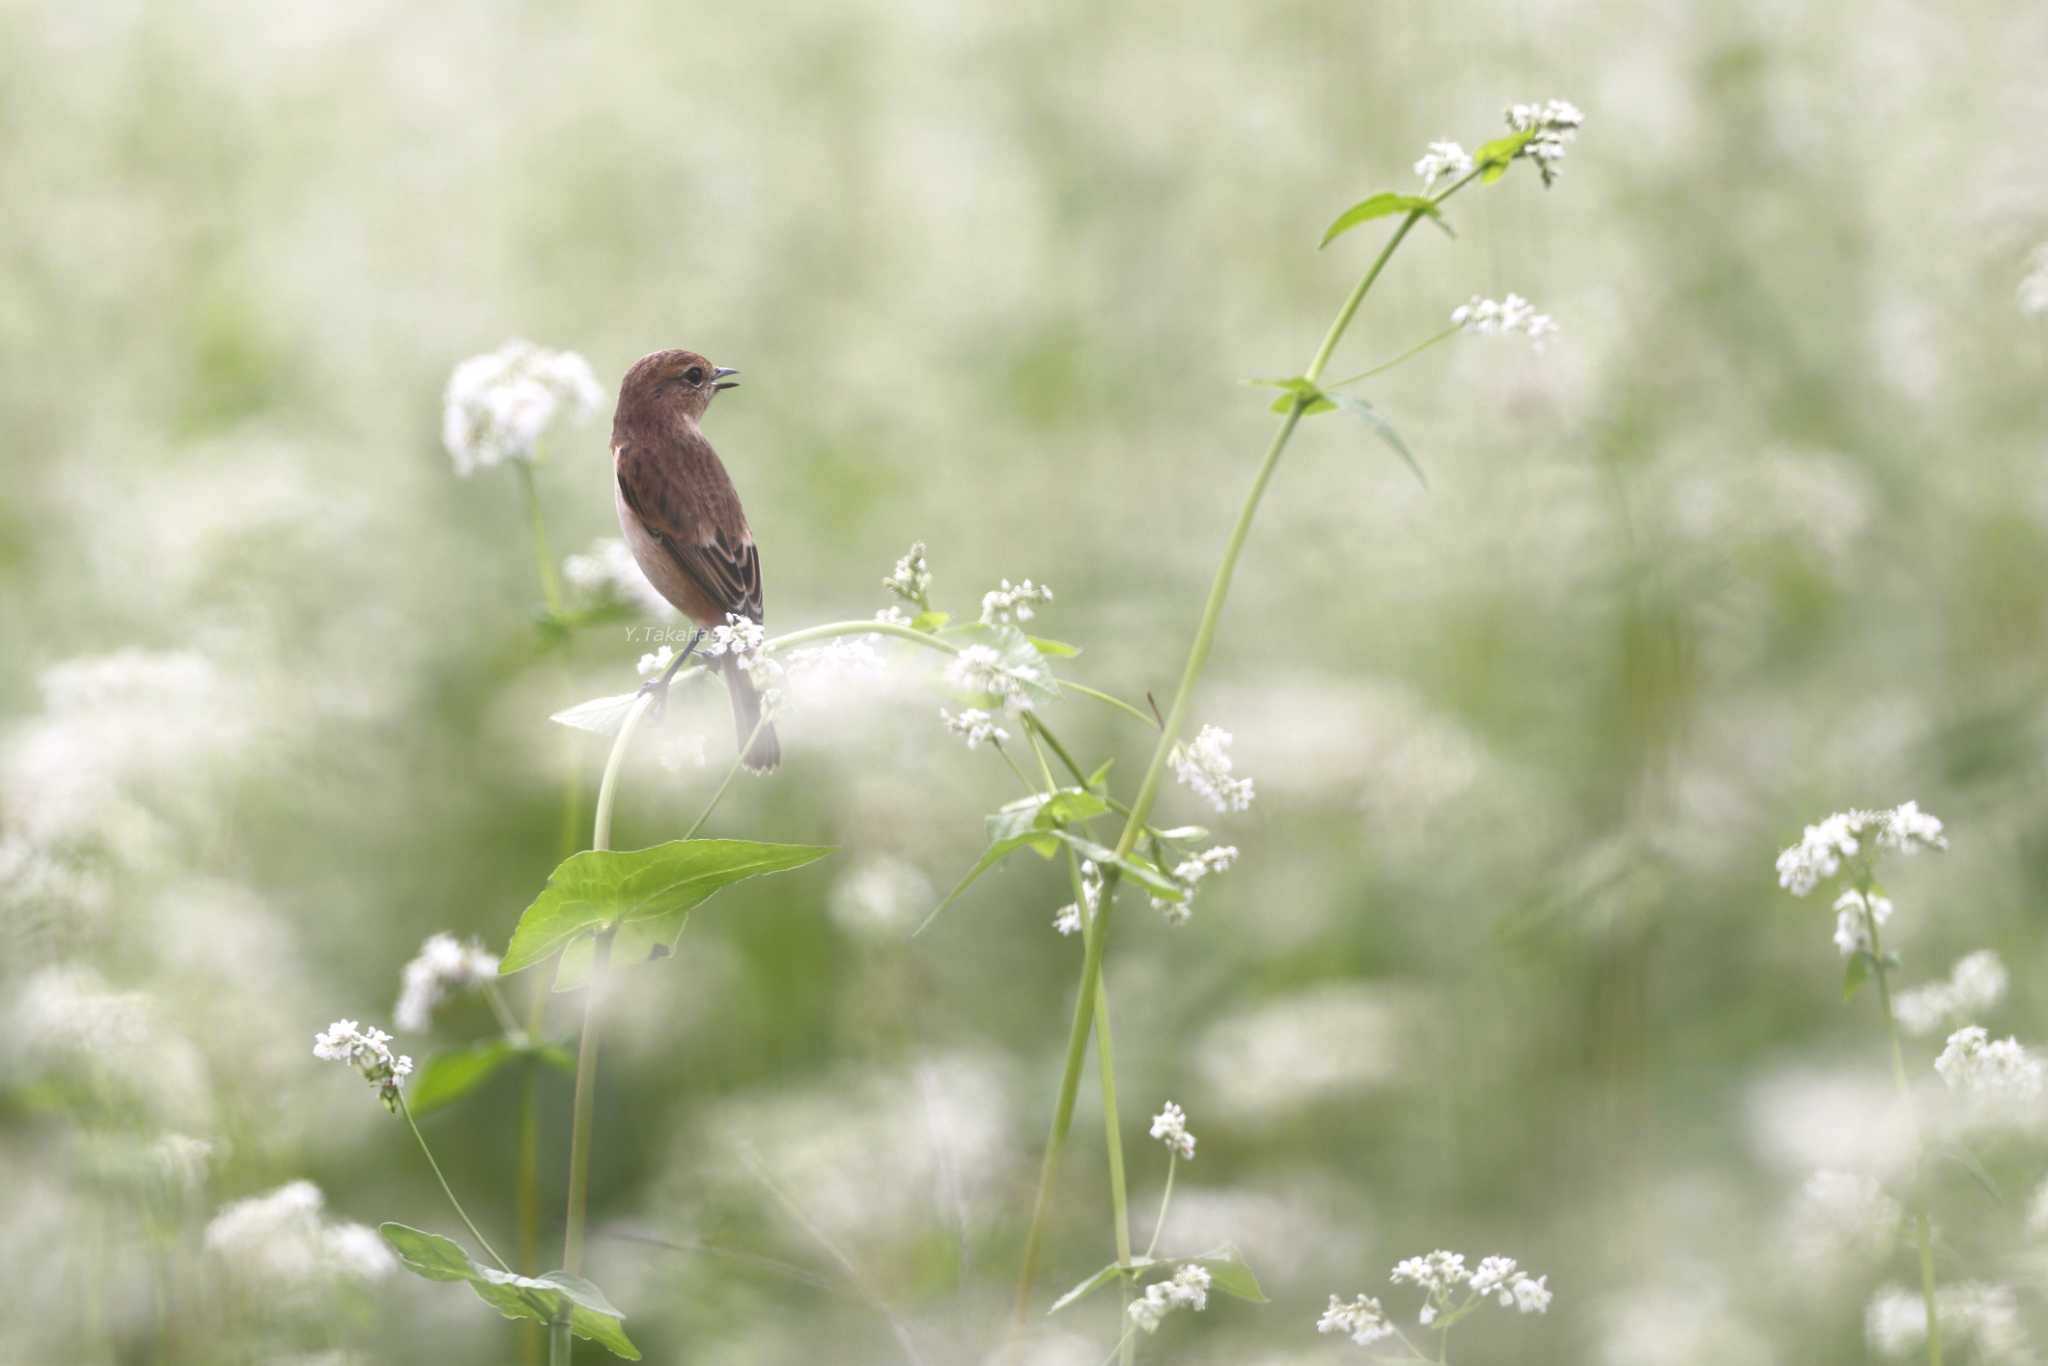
617 348 739 425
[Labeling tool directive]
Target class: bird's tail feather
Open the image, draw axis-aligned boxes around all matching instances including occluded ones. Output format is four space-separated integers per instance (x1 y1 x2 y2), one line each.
722 655 780 772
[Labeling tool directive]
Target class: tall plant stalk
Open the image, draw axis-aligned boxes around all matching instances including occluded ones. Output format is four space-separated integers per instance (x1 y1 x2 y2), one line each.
1012 169 1481 1321
548 689 651 1365
1861 879 1944 1366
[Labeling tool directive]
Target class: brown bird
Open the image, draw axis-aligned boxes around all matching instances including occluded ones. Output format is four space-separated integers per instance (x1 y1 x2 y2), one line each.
612 348 780 772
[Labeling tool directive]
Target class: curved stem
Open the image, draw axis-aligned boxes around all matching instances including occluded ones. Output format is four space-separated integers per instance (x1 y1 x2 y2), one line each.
1863 886 1943 1366
516 461 565 619
399 1094 512 1272
1327 325 1460 390
1013 188 1465 1317
1142 1154 1177 1261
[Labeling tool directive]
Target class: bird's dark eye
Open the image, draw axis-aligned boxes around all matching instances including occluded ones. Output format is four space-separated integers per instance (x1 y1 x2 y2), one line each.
684 366 705 385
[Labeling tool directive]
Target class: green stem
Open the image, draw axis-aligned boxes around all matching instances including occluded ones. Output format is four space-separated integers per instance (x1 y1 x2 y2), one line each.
1326 325 1461 390
1863 886 1942 1366
399 1094 512 1272
553 690 650 1366
516 461 565 619
518 986 546 1365
1012 185 1466 1317
1093 973 1135 1366
1142 1155 1177 1261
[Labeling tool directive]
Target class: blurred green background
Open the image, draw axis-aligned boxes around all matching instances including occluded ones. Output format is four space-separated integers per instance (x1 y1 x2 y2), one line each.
5 1 2048 1362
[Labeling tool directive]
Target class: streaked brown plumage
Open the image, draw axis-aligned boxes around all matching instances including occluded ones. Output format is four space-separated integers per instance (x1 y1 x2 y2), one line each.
612 348 779 772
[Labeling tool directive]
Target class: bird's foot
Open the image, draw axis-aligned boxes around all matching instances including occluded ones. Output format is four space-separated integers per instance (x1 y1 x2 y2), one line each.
636 676 669 727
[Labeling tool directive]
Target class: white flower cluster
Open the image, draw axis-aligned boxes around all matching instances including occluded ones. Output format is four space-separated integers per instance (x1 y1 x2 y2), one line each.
876 605 912 627
1776 802 1948 898
312 1019 413 1112
1413 140 1473 190
1170 725 1254 814
1153 845 1238 925
1791 1170 1903 1267
1128 1263 1211 1334
563 537 673 618
1451 294 1558 350
1868 1281 2029 1361
1831 888 1893 958
1318 1293 1395 1347
442 339 603 477
203 1180 396 1290
978 577 1054 626
1054 859 1102 936
1935 1026 2044 1102
1391 1249 1552 1323
943 643 1045 714
1150 1101 1197 1160
883 541 933 609
703 613 768 665
1895 951 2008 1038
1503 99 1586 186
939 707 1008 750
393 933 499 1033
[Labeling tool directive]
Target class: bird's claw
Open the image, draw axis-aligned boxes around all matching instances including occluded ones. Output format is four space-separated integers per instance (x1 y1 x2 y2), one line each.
637 676 668 727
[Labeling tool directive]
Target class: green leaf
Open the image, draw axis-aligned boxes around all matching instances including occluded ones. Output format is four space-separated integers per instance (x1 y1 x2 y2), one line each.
1843 951 1871 1002
409 1041 574 1116
1319 192 1443 247
501 839 833 983
1053 832 1183 902
1029 636 1081 657
940 623 1063 707
1049 1258 1147 1314
1190 1244 1268 1303
1329 395 1428 489
916 831 1054 935
1085 759 1116 791
380 1224 642 1360
1252 376 1336 416
910 609 950 632
1473 128 1535 183
550 691 646 737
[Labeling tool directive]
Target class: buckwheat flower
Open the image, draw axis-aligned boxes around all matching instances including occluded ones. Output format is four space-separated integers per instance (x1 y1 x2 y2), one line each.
1128 1264 1212 1333
1451 293 1558 350
1792 1171 1902 1267
1504 98 1586 186
1054 860 1102 937
1318 1293 1395 1347
562 537 674 618
1511 1275 1554 1314
312 1019 413 1112
1894 950 2008 1037
637 645 676 679
442 339 603 477
1169 725 1255 813
1868 1282 2029 1360
1935 1025 2044 1101
1150 1101 1197 1160
204 1180 397 1290
875 605 912 627
1831 888 1892 957
940 707 1008 750
943 643 1042 713
703 613 768 662
1777 810 1872 896
979 577 1054 626
1391 1250 1469 1298
1414 139 1473 189
1152 845 1240 924
883 541 933 608
1876 800 1947 854
657 733 709 773
394 934 500 1033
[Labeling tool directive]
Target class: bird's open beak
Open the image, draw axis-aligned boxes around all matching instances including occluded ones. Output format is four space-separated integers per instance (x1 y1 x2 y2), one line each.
712 367 740 391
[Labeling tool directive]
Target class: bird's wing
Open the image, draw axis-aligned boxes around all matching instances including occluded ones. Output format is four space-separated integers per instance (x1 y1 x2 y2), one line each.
616 441 764 624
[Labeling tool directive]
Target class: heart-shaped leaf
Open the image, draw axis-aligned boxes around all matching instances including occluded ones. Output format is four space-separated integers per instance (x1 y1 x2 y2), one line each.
380 1223 641 1359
